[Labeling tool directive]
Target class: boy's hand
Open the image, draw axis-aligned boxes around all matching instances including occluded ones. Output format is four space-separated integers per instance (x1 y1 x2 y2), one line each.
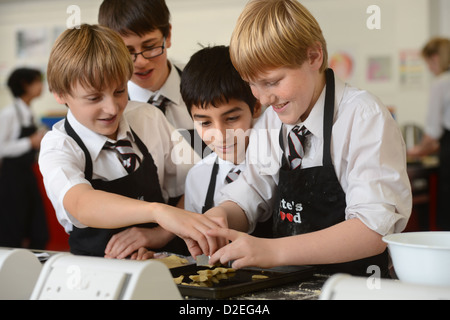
129 247 156 260
104 226 173 259
153 204 227 257
207 228 278 269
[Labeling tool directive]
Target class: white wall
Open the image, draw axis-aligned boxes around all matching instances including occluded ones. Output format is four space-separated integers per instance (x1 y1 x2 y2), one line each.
0 0 449 128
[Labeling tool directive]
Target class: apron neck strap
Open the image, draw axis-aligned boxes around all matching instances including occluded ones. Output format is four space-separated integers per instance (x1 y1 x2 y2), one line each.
322 68 335 167
279 68 335 167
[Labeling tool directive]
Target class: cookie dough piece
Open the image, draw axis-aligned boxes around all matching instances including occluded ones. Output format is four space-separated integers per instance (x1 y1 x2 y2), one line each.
157 254 189 268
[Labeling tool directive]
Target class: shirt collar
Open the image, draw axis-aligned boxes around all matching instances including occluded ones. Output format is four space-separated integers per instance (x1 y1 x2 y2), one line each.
66 109 134 161
204 152 246 184
127 60 183 106
285 72 346 140
14 97 32 118
155 61 183 105
215 153 246 184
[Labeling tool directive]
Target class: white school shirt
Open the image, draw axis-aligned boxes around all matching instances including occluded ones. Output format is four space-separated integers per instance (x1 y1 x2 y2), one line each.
127 61 194 131
424 70 450 139
218 76 412 236
0 98 34 158
184 152 246 213
38 101 197 233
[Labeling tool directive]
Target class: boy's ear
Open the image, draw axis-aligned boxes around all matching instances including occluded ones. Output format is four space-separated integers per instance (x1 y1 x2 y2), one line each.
165 24 172 49
307 42 324 71
52 92 66 105
253 101 262 119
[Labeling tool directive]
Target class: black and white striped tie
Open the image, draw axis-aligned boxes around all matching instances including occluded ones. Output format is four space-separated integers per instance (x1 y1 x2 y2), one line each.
148 93 170 114
288 125 310 170
104 140 141 174
225 168 241 184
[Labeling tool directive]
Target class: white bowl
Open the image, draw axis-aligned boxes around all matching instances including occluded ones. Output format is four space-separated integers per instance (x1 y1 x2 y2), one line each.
382 232 450 287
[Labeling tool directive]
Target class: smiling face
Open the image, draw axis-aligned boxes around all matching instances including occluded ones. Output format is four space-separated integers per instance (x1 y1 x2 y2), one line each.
54 81 128 140
191 99 259 164
248 56 325 125
121 29 171 92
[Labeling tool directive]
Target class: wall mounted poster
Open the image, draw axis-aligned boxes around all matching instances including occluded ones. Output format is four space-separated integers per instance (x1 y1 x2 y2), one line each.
16 28 48 59
366 56 392 82
399 49 425 89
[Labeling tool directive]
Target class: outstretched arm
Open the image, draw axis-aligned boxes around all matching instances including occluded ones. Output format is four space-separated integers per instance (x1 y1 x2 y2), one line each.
64 184 226 256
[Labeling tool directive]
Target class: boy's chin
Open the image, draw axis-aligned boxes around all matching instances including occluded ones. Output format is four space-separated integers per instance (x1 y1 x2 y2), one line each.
215 150 245 164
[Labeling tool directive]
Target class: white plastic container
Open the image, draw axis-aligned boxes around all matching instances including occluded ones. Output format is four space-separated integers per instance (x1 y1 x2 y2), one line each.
383 232 450 287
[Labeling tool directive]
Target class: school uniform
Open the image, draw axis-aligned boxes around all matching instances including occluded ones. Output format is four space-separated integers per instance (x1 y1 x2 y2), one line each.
0 98 48 249
127 61 207 157
423 70 450 230
185 152 272 237
185 153 246 214
218 69 412 276
38 101 196 256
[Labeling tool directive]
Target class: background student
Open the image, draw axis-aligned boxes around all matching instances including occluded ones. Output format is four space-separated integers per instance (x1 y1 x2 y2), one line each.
0 67 48 250
204 0 412 276
98 0 205 156
39 24 215 258
408 37 450 230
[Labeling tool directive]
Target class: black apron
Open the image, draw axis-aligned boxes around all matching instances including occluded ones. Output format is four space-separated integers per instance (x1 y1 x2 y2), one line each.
202 158 272 238
437 129 450 230
64 119 189 256
274 68 388 276
0 103 48 249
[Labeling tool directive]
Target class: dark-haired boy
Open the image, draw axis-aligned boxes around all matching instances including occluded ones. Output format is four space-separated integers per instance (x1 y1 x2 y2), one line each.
181 45 271 237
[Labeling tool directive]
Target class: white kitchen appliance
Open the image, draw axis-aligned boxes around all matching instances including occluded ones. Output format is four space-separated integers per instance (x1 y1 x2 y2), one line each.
0 248 42 299
320 273 450 300
30 253 181 300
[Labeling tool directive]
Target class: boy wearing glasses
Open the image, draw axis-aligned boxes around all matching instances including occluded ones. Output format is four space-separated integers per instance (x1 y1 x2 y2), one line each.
98 0 201 155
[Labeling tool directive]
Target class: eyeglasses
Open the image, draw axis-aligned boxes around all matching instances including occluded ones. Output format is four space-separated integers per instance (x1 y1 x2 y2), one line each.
130 38 166 62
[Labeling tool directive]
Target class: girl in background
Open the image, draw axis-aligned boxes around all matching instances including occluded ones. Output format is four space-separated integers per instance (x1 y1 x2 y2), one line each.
0 67 48 249
408 37 450 230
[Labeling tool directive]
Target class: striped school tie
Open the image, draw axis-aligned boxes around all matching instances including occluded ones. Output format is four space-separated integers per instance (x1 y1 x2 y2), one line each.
225 168 241 184
104 140 141 174
288 125 310 170
148 93 170 114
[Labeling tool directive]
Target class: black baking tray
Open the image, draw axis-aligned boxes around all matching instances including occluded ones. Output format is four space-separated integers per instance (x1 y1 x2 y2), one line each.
170 264 316 299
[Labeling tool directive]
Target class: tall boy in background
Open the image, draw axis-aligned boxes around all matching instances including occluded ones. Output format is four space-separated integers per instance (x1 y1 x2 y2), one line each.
98 0 205 156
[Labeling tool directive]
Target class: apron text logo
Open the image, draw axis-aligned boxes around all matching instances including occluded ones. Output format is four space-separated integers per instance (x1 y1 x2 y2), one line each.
279 199 303 223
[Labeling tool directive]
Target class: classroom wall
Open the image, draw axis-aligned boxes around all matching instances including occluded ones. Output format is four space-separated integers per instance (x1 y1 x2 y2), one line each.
0 0 449 128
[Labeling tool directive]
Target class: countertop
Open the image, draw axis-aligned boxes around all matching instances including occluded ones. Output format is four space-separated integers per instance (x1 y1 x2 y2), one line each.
228 273 329 300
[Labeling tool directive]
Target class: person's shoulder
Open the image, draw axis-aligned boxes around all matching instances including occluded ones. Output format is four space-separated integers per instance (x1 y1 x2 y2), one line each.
125 101 166 122
0 103 14 118
40 119 79 154
434 71 450 87
339 82 387 119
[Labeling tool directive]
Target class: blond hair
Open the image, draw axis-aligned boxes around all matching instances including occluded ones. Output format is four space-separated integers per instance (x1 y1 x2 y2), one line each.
230 0 328 81
422 37 450 72
47 24 134 96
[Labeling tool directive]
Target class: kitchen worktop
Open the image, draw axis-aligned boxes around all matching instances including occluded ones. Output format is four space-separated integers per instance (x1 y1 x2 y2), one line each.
228 273 329 300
